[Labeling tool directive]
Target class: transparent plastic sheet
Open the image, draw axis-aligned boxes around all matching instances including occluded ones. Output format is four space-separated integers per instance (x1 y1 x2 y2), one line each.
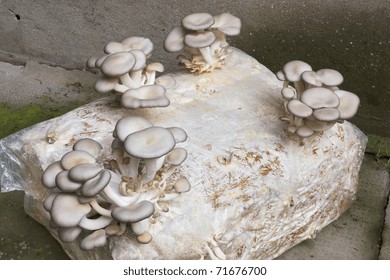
0 133 26 192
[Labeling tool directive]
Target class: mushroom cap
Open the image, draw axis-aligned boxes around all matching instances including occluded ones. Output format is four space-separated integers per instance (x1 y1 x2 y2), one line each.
276 70 286 81
182 13 215 30
81 169 111 197
121 84 170 109
334 89 360 119
281 87 295 100
305 118 336 131
283 60 312 82
114 116 154 142
42 161 64 188
58 226 82 243
146 62 164 73
111 200 155 223
124 126 176 159
68 163 102 183
55 170 82 192
121 36 154 57
300 87 340 109
287 99 313 118
211 13 241 36
86 56 98 69
43 192 59 212
301 71 322 87
80 229 107 251
295 125 315 138
167 148 188 166
130 219 149 235
137 231 153 244
100 51 136 77
94 76 118 93
313 107 340 122
60 150 96 170
104 41 126 54
50 193 91 228
168 127 188 143
73 138 103 158
174 177 191 193
184 31 216 48
130 50 147 71
317 68 344 86
95 54 109 68
164 26 186 53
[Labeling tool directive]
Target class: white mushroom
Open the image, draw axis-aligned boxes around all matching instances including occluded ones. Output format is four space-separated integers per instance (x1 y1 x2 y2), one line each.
317 68 344 87
100 51 138 89
174 177 191 193
60 150 96 170
80 229 107 251
283 60 312 97
94 76 129 93
184 31 216 66
58 227 82 243
313 108 340 122
145 62 164 85
121 84 170 109
181 13 215 31
42 161 64 189
300 87 340 109
55 170 82 192
111 200 155 223
124 126 176 183
334 90 360 119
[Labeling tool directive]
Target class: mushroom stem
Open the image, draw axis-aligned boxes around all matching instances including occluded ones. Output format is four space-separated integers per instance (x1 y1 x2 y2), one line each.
131 219 149 235
283 81 289 88
89 199 112 217
130 70 144 87
294 81 306 98
78 215 113 231
145 71 157 85
114 83 129 93
293 116 303 127
127 157 140 179
199 46 215 66
119 73 139 89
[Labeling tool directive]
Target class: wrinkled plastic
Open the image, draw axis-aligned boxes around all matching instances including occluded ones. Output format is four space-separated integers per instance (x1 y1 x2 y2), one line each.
0 133 27 192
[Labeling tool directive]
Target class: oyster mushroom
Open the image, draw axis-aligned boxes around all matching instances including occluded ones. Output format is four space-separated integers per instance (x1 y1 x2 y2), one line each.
121 84 170 109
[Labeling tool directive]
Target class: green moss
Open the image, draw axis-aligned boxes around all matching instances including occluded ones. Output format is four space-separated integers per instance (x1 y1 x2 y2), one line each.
0 102 82 139
366 134 390 158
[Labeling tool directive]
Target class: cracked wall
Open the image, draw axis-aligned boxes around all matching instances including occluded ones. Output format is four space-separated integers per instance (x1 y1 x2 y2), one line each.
0 0 389 136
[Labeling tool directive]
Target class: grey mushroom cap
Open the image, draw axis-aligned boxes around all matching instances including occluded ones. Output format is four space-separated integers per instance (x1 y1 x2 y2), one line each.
121 36 154 57
283 60 312 82
305 118 336 131
73 138 103 158
43 192 59 212
276 70 287 81
287 99 313 118
295 125 315 138
313 107 340 122
174 177 191 193
100 51 136 77
114 116 154 142
130 50 147 71
124 126 176 159
301 71 322 87
80 229 107 251
182 13 215 30
300 87 340 109
167 148 188 166
334 89 360 119
281 88 295 100
60 150 96 170
168 127 188 143
42 161 64 188
81 169 112 197
55 170 82 192
50 193 91 228
317 68 344 86
121 84 170 109
94 76 118 93
184 31 216 49
164 26 186 53
211 13 241 36
111 200 155 223
68 163 101 183
58 226 82 243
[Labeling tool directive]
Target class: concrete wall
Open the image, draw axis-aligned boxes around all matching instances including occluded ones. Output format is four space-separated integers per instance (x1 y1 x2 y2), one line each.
0 0 389 136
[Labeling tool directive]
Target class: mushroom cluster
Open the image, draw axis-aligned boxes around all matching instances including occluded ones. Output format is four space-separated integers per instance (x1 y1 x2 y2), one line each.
41 127 190 250
276 60 360 145
87 36 170 109
164 12 241 73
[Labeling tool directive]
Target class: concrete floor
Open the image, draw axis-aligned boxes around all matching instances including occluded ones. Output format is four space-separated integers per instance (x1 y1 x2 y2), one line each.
0 61 389 260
